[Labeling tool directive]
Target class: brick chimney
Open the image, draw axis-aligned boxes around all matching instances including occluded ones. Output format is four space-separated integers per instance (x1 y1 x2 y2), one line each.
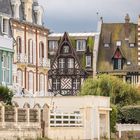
124 14 130 38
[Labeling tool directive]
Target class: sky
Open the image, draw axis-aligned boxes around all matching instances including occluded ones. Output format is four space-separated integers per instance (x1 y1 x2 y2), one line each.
38 0 140 33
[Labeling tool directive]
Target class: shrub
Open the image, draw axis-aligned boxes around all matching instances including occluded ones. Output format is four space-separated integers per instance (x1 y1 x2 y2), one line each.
117 105 140 124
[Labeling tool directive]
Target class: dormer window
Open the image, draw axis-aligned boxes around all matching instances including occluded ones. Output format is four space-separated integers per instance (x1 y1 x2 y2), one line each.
49 41 58 53
104 43 110 47
112 48 124 70
63 45 69 53
129 43 135 47
2 18 9 34
116 41 121 47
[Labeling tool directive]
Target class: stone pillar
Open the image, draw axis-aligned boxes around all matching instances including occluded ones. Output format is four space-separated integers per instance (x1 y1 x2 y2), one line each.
14 107 18 126
1 105 5 128
80 106 97 140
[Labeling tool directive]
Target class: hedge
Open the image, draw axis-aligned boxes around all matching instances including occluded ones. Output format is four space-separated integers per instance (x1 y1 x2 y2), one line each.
117 105 140 124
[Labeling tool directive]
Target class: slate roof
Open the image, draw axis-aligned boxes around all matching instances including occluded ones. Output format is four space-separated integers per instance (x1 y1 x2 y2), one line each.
97 23 139 73
0 0 12 15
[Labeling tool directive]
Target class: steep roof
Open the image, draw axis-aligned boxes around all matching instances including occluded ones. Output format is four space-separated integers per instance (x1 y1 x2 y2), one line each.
0 0 12 15
97 23 138 73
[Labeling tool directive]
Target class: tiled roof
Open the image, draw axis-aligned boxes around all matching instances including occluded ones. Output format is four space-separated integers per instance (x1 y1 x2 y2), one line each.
0 0 12 15
97 23 138 72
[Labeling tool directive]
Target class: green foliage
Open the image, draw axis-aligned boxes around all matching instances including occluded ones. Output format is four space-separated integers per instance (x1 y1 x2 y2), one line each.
87 36 94 52
80 74 140 132
117 105 140 124
0 86 13 105
110 105 118 133
82 54 86 69
80 74 140 107
70 37 76 48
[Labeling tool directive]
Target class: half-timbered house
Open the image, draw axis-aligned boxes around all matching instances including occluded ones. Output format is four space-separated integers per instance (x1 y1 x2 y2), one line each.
48 32 96 96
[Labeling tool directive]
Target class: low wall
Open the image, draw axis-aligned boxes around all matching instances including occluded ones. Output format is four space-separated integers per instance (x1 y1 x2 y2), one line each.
0 102 42 139
116 123 140 138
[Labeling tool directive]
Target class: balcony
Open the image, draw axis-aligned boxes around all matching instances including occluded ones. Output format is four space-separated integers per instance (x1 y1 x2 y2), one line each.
17 54 28 63
39 58 50 68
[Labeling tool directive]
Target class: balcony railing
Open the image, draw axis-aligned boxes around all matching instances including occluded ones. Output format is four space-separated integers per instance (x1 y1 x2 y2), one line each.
17 54 28 63
16 54 50 68
39 58 50 68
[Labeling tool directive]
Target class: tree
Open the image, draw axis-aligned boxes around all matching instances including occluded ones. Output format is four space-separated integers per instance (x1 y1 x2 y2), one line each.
0 85 13 105
80 74 140 133
80 74 140 107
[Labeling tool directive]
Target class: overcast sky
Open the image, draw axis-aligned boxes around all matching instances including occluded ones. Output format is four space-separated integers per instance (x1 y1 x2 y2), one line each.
38 0 140 33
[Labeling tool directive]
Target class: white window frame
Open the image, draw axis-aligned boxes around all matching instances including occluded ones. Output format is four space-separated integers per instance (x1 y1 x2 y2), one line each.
104 43 110 47
63 45 69 53
118 59 122 70
86 56 91 67
28 72 33 92
116 41 121 47
129 43 135 47
76 40 86 51
59 58 65 69
1 17 9 34
73 79 80 90
53 79 60 90
49 41 58 52
68 58 74 68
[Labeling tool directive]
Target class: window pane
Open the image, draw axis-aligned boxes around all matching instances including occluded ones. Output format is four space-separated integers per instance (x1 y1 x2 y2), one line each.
86 56 91 67
68 58 74 68
59 58 65 68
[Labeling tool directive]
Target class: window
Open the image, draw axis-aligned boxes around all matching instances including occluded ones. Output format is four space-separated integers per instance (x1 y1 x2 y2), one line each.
40 74 44 92
63 45 69 53
68 58 74 68
1 54 10 84
73 79 80 90
17 70 23 86
86 56 91 67
129 43 135 47
39 42 44 58
116 41 121 47
2 18 9 34
28 72 33 92
104 43 110 47
17 37 22 54
48 41 58 52
114 59 122 70
59 58 65 69
28 39 33 64
76 40 86 51
53 79 60 90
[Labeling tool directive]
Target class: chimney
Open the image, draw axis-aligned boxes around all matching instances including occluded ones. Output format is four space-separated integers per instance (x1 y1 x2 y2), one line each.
22 0 33 22
138 15 140 65
124 14 130 38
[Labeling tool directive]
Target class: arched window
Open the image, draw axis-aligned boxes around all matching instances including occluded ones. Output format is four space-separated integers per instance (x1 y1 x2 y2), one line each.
17 70 23 87
39 42 44 58
28 39 33 64
28 71 33 92
40 74 44 92
17 37 22 54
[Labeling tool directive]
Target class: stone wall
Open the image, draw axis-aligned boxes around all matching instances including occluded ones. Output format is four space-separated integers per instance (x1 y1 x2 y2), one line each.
0 102 42 140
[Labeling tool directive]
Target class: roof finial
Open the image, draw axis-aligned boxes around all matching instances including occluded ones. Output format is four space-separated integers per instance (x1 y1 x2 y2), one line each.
125 13 130 23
